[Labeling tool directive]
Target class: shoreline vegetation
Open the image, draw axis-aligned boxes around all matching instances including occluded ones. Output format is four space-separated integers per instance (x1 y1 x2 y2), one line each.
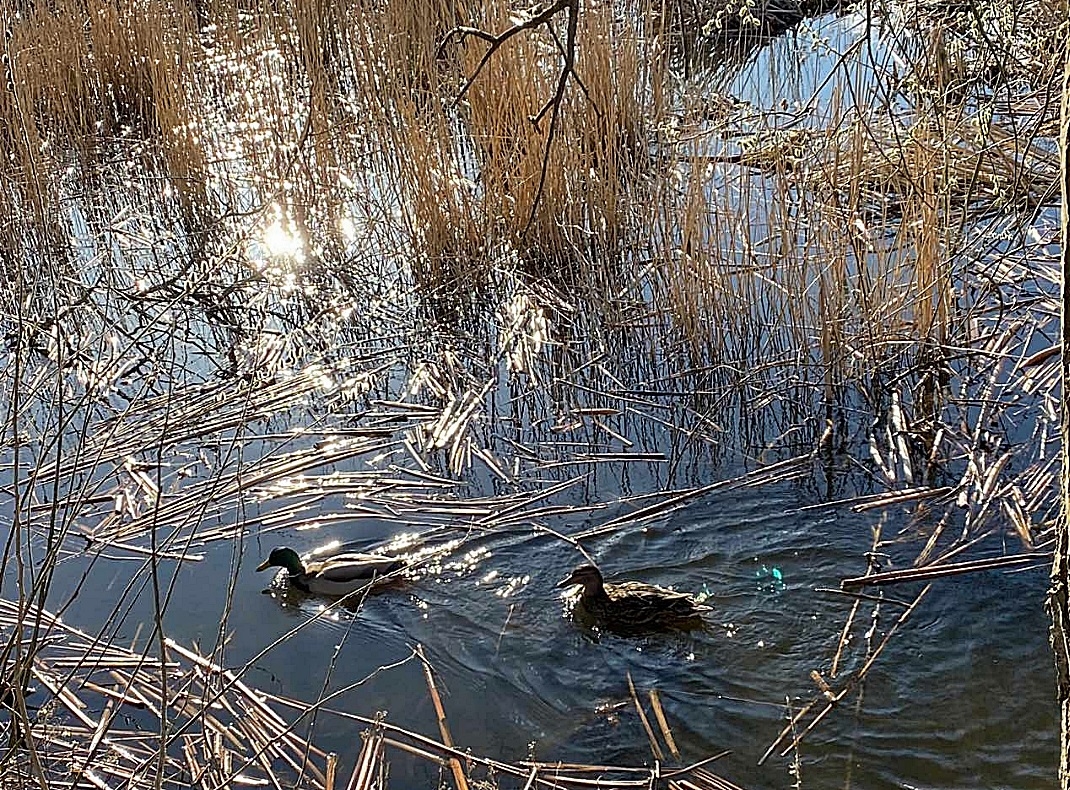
1 0 1066 786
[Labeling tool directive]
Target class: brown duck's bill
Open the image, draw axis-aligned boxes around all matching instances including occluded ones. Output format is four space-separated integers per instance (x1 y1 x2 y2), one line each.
557 573 580 588
255 559 272 572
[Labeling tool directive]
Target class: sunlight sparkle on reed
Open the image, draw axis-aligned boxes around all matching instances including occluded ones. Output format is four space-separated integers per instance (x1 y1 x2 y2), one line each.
341 371 373 399
500 294 550 374
338 215 357 242
261 217 306 263
247 204 306 278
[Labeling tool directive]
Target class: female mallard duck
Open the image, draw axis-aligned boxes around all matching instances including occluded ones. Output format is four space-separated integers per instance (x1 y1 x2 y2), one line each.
256 546 407 596
558 564 710 634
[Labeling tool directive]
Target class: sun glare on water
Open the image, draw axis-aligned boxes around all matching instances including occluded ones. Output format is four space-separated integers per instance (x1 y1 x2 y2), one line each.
261 215 305 262
250 203 307 275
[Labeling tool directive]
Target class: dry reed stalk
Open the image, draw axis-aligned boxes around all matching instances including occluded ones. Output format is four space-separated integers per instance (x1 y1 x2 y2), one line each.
381 735 450 767
346 724 385 790
794 486 953 513
682 765 749 790
415 644 470 790
760 585 931 765
521 760 651 773
269 690 732 790
625 672 664 761
0 599 339 789
840 552 1045 589
579 453 812 537
181 737 208 790
477 474 591 525
326 752 338 790
231 717 295 790
484 501 608 526
520 764 540 790
850 486 955 512
648 690 681 760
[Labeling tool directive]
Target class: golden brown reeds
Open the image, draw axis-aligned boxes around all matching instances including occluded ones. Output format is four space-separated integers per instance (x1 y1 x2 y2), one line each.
0 600 337 789
6 0 206 216
3 591 756 789
1 0 1066 781
318 0 668 288
457 0 661 274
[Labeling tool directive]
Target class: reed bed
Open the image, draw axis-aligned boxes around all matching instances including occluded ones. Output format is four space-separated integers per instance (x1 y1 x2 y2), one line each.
0 598 750 789
0 0 1065 784
0 599 336 789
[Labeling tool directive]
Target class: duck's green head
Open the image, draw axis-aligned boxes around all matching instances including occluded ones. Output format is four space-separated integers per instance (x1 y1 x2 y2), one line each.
256 546 305 575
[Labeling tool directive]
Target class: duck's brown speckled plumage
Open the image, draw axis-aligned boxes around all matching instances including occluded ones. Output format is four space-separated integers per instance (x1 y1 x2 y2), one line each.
558 564 710 634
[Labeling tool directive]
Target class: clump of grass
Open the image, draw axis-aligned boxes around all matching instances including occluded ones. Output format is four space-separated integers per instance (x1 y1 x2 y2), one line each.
323 0 668 290
323 0 488 293
5 0 206 217
457 0 663 275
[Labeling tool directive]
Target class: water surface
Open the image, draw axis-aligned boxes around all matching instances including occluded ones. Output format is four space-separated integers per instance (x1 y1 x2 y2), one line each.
44 470 1056 789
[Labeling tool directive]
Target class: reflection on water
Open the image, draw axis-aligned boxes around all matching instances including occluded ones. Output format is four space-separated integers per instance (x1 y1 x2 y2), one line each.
1 3 1060 788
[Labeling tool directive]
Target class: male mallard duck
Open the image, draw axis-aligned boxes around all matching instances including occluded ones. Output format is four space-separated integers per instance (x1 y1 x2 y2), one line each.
558 564 710 634
256 546 407 596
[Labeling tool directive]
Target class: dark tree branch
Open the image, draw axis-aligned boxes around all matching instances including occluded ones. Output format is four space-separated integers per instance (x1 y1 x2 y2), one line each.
438 0 573 109
525 0 577 232
439 0 581 231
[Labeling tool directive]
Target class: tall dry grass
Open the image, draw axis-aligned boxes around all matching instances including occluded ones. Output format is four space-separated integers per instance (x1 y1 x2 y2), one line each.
0 0 1061 511
455 0 661 271
5 1 205 216
0 1 1067 783
317 0 669 292
0 0 1060 479
651 5 1060 416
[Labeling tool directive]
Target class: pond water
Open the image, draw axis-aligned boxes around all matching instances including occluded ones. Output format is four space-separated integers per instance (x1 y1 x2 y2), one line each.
2 4 1061 788
42 464 1056 789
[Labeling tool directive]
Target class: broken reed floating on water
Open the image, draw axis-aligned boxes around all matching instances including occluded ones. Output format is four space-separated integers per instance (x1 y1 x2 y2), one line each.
2 602 747 790
840 553 1049 589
